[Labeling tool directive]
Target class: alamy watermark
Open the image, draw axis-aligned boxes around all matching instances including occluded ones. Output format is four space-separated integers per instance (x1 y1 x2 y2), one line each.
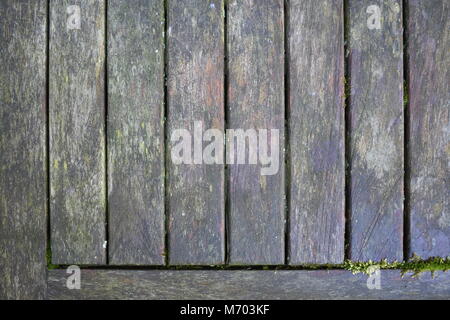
66 265 81 290
171 121 280 176
366 266 382 290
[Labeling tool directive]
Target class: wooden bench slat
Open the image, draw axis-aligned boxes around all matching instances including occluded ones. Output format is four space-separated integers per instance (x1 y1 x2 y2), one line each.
107 0 165 265
227 0 285 265
0 0 48 299
50 0 106 264
48 269 450 300
348 0 404 261
167 0 225 265
408 0 450 258
288 0 345 264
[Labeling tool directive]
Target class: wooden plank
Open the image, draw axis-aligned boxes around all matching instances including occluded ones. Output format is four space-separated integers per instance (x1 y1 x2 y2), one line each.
0 0 48 299
0 0 47 299
107 0 165 265
167 0 225 264
408 0 449 258
48 269 450 300
348 0 404 261
288 0 345 264
50 0 106 264
227 0 285 264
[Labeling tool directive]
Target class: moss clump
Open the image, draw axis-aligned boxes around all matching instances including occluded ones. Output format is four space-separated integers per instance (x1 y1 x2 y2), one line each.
344 256 450 277
343 259 400 275
400 256 450 276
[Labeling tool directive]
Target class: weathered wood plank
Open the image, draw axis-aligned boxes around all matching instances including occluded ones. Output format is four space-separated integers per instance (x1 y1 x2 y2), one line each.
48 269 450 300
227 0 285 264
0 0 47 299
348 0 404 261
50 0 106 264
288 0 345 264
408 0 449 258
167 0 225 264
107 0 165 265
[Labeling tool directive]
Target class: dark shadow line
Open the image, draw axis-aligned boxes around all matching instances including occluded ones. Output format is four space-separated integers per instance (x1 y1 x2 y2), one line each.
49 264 344 271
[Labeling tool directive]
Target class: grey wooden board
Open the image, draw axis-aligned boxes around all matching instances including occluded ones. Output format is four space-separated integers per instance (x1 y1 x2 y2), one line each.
48 269 450 300
288 0 345 264
408 0 450 258
167 0 225 264
227 0 285 264
0 0 48 300
50 0 106 264
107 0 165 265
348 0 404 262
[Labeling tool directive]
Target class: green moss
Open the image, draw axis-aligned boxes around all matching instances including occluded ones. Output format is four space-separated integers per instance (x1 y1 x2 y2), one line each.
46 246 60 270
343 259 400 275
403 80 409 106
343 76 351 101
343 256 450 277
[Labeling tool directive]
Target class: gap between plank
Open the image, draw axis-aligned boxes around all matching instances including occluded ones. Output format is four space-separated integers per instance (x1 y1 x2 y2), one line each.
343 0 352 260
402 0 411 261
224 0 230 265
104 0 110 265
46 0 51 268
283 0 291 266
163 0 170 266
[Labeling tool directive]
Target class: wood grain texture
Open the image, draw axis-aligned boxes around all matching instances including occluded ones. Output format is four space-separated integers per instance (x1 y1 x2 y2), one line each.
348 0 404 261
48 269 450 300
50 0 106 264
167 0 225 265
408 0 450 258
288 0 345 264
107 0 165 265
227 0 285 264
0 0 47 300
